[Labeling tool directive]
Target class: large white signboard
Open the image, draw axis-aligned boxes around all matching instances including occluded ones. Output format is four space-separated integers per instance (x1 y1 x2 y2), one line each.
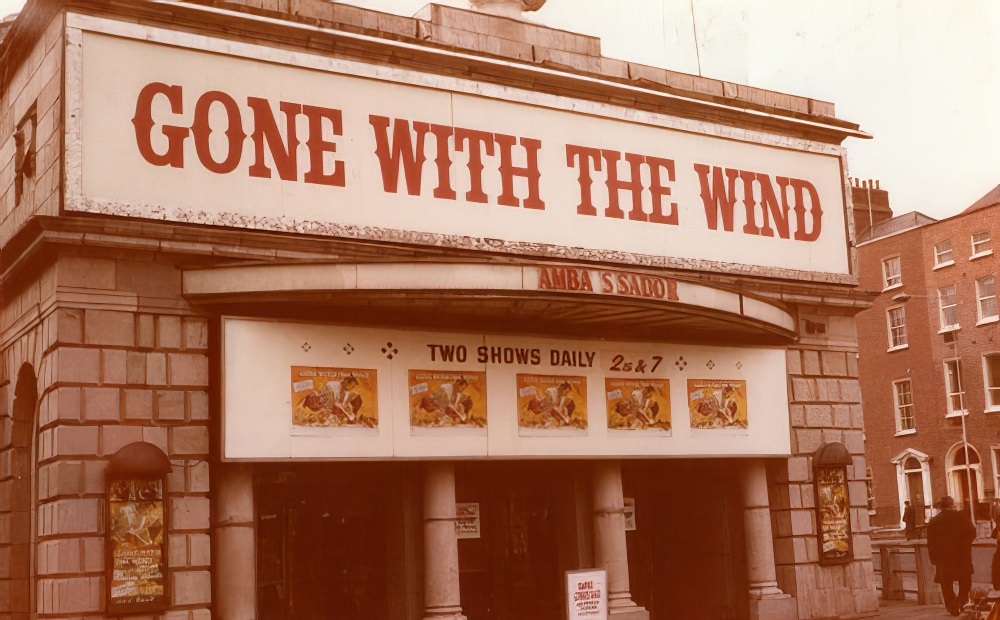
221 318 791 460
69 21 851 279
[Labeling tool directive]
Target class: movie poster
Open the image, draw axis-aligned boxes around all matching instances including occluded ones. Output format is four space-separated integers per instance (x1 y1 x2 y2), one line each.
108 479 167 611
605 378 671 432
409 370 487 431
517 374 588 435
290 366 378 428
687 379 748 432
817 467 852 563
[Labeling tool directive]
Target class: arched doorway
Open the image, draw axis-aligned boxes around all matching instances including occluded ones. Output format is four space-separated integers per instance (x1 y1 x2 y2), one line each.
5 363 38 620
892 448 931 526
947 443 984 517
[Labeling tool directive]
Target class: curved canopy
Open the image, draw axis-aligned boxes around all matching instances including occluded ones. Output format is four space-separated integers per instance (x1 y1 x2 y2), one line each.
183 262 797 345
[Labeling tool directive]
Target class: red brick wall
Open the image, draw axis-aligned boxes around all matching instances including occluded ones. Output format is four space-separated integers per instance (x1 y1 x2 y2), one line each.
858 204 1000 528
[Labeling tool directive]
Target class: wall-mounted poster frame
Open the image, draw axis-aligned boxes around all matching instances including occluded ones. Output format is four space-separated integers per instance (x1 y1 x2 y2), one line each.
814 442 854 565
105 442 172 614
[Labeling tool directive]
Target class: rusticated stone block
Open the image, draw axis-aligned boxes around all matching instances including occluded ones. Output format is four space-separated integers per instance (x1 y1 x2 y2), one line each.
84 310 134 347
172 426 209 456
173 570 212 606
56 348 101 384
172 497 211 531
168 353 208 387
158 315 182 349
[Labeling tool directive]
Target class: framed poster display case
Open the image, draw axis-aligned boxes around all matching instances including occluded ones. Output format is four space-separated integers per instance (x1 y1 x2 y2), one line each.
105 442 172 615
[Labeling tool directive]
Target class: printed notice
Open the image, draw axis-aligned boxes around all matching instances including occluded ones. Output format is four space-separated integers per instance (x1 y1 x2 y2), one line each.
456 502 481 539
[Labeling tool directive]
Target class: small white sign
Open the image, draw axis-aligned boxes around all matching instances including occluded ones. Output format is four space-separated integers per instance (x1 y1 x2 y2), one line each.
623 497 636 531
456 502 480 539
566 568 607 620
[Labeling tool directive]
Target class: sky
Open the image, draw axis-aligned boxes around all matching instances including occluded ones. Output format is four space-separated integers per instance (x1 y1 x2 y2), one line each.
1 0 997 220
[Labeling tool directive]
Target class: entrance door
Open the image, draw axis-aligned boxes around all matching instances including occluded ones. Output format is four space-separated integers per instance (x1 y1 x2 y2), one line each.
623 460 750 620
455 462 566 620
255 464 392 620
905 468 926 526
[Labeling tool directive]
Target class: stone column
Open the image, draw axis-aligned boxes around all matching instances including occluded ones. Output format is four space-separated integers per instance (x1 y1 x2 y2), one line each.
592 461 649 619
422 462 467 620
215 462 257 620
741 459 796 620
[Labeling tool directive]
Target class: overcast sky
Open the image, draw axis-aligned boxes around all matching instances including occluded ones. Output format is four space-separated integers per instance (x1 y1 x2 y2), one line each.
2 0 997 220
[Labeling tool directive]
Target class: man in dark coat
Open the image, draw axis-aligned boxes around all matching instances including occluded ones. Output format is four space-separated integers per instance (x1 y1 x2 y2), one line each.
927 496 977 616
903 500 916 540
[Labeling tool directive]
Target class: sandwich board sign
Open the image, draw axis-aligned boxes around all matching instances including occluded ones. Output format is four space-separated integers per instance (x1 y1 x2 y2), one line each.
566 568 608 619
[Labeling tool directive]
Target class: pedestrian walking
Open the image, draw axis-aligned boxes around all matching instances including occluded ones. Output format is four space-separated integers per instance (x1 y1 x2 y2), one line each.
903 500 916 540
927 496 976 617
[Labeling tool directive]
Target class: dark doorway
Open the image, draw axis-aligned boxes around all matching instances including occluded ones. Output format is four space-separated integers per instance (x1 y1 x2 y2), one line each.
254 463 398 620
455 462 572 620
904 461 926 527
623 459 750 620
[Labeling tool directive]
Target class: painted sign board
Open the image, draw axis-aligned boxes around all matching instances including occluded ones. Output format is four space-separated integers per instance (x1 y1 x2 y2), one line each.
566 569 608 620
68 17 850 281
221 317 791 460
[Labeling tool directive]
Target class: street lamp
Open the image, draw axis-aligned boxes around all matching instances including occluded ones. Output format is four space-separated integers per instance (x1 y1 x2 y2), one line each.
956 368 977 527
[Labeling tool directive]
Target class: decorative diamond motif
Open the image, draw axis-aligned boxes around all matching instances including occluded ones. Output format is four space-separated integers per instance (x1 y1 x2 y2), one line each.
301 342 312 352
675 356 687 371
343 343 355 355
736 361 743 370
381 341 399 360
706 360 715 370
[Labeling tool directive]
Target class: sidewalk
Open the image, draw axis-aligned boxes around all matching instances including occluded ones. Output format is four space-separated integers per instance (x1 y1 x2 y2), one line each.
876 599 962 619
875 601 953 620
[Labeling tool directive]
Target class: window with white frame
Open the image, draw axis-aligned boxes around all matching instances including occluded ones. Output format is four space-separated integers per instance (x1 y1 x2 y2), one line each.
944 359 965 414
984 353 1000 411
934 239 954 266
886 306 907 349
992 447 1000 497
976 275 998 322
893 379 915 431
882 256 902 289
972 231 992 256
938 285 959 330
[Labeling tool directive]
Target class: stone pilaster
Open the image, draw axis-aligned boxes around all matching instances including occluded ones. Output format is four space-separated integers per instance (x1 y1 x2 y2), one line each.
422 462 466 620
742 459 796 620
592 461 649 619
215 462 257 620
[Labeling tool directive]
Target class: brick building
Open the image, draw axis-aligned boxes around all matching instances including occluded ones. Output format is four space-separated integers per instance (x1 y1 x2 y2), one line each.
0 0 879 618
857 184 1000 531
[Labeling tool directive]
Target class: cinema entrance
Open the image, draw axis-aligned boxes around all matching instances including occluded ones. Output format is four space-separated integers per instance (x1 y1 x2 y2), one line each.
454 461 583 620
623 459 751 620
253 462 418 620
